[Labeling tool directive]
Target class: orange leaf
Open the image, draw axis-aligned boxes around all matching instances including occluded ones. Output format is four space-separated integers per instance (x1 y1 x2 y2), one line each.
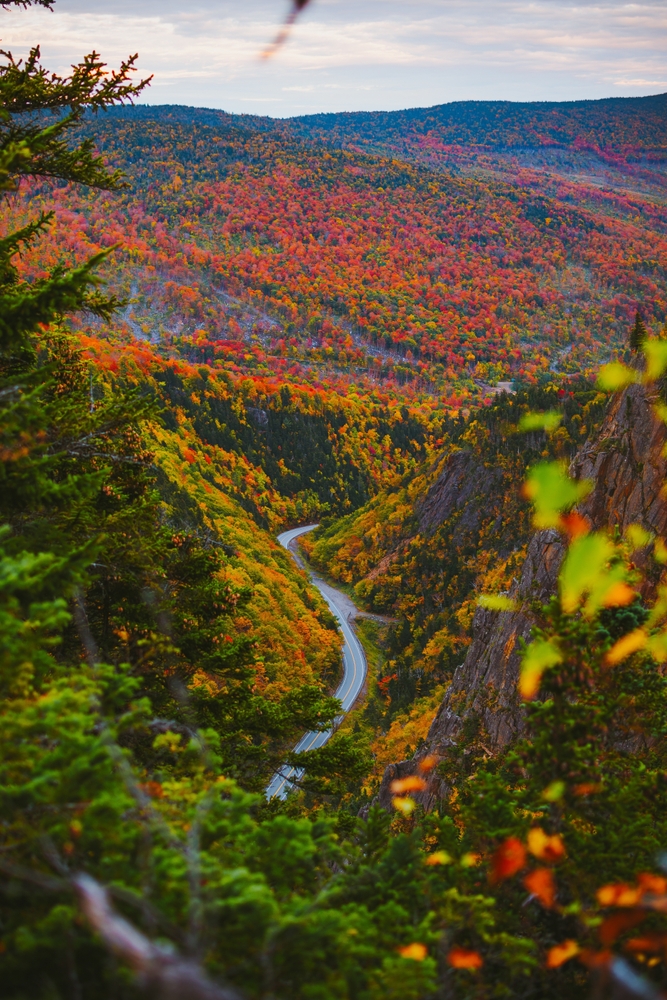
391 776 427 793
490 837 527 882
602 582 636 608
599 910 644 946
447 947 483 969
425 850 452 866
398 943 428 961
605 628 647 666
638 873 667 896
625 934 667 955
418 755 438 773
524 867 556 908
578 947 612 969
597 883 642 908
527 828 566 862
546 940 580 968
573 782 602 796
559 512 591 540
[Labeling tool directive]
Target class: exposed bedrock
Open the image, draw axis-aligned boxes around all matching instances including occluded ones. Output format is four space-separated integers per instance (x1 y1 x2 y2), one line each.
378 381 667 811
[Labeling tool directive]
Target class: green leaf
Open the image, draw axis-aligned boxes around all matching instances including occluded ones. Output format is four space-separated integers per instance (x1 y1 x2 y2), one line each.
560 532 633 616
542 780 566 802
597 362 637 391
518 410 562 433
523 462 591 529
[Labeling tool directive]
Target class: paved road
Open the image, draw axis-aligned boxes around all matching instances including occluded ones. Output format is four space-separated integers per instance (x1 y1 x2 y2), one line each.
265 524 368 800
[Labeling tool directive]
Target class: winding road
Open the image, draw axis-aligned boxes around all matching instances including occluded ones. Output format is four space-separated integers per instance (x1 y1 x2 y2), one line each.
265 525 368 800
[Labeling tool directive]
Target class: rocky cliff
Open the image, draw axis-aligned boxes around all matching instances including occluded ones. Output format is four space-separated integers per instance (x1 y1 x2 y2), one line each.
378 380 667 811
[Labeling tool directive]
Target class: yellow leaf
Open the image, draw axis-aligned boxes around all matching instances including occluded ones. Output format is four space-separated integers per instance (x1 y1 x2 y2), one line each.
520 640 562 700
528 828 566 862
392 795 416 816
648 632 667 663
597 883 642 907
644 339 667 380
597 362 637 391
461 852 482 868
605 628 647 665
398 943 428 961
626 524 652 551
654 538 667 564
478 594 516 611
425 850 453 866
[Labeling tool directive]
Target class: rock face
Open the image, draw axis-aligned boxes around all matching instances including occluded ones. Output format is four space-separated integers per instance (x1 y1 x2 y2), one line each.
574 381 667 596
378 381 667 812
418 451 503 537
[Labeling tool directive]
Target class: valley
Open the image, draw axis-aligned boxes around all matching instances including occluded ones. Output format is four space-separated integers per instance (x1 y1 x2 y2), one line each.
4 52 667 999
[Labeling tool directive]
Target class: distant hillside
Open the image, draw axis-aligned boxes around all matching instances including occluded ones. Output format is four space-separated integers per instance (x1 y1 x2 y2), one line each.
288 92 667 154
125 92 667 153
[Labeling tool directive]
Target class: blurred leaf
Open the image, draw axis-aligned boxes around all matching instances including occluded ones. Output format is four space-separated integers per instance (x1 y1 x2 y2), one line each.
478 594 516 611
392 795 416 816
560 512 591 540
520 640 562 700
542 780 566 802
417 754 438 773
546 940 579 968
648 632 667 663
527 828 566 862
626 524 652 550
597 883 642 907
560 532 634 617
447 947 484 969
518 410 562 433
644 339 667 380
524 868 556 908
425 850 453 866
391 776 426 793
523 462 591 529
654 538 667 564
597 362 637 391
490 837 527 882
605 628 647 666
397 943 428 961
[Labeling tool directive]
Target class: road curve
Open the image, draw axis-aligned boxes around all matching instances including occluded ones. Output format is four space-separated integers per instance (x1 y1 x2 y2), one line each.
265 524 368 800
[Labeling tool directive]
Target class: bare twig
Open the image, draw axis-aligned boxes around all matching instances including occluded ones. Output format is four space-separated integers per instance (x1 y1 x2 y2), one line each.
261 0 313 59
74 874 242 1000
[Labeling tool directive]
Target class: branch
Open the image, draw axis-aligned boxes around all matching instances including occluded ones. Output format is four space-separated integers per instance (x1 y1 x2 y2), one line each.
74 875 242 1000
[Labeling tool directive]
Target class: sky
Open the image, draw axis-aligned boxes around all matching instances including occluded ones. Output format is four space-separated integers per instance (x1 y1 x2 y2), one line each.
1 0 666 117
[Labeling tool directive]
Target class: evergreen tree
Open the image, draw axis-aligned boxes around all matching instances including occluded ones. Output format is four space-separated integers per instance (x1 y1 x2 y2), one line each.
629 310 647 352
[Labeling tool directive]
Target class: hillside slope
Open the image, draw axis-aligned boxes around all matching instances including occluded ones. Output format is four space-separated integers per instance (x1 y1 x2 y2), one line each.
377 376 667 809
8 95 667 406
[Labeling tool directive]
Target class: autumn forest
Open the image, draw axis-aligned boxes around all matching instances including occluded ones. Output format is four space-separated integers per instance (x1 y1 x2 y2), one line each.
3 4 667 998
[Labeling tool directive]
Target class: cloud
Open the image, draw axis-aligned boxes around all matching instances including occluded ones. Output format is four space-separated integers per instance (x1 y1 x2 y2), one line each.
0 0 664 114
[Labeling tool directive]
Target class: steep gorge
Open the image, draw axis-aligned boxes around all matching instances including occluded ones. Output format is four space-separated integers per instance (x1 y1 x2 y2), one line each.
378 378 667 810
